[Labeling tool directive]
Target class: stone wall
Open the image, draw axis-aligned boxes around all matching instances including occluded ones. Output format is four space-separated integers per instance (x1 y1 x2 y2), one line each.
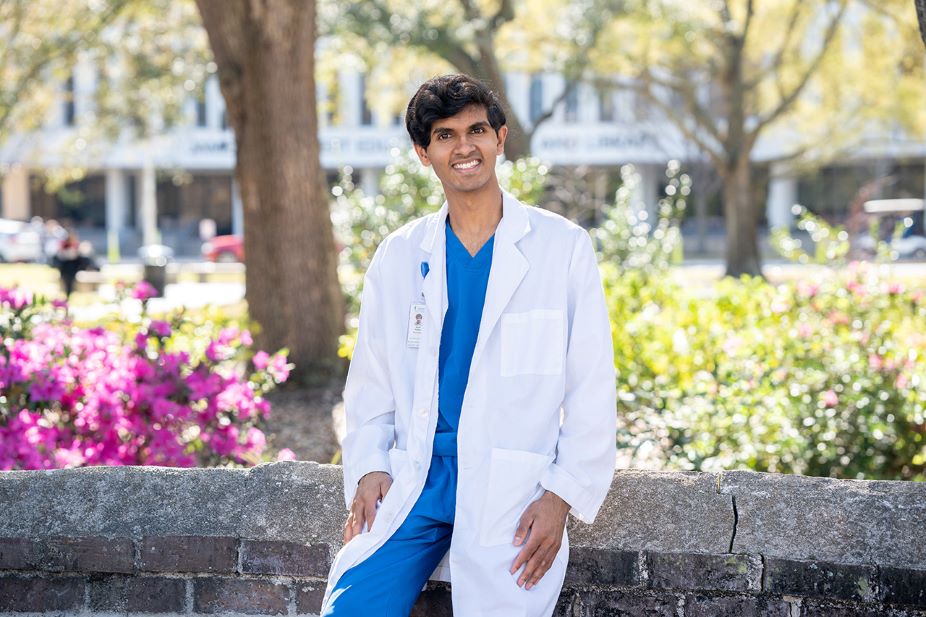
0 462 924 616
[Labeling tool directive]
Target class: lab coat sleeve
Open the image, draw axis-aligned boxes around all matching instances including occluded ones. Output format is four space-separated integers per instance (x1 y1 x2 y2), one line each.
540 229 617 523
341 251 396 508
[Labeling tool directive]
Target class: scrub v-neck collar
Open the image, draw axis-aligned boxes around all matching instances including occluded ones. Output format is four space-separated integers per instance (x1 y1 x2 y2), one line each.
445 219 494 268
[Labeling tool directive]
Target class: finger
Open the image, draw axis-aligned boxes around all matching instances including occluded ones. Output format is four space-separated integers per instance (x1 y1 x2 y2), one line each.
513 511 533 547
351 506 364 537
509 536 541 576
365 503 377 530
525 547 555 590
343 514 356 543
520 544 553 589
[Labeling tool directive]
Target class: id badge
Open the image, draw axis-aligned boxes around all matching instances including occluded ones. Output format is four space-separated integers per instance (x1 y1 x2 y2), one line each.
407 303 426 348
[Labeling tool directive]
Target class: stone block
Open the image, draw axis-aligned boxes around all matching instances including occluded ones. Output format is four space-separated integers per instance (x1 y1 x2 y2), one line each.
410 583 453 617
720 470 926 569
0 538 37 570
41 536 134 573
139 535 237 573
241 539 330 577
880 565 926 608
565 547 641 586
801 598 926 616
683 593 791 617
0 465 249 538
126 576 187 613
570 470 733 555
87 573 128 610
0 574 83 611
560 588 679 616
763 557 880 603
294 579 327 614
648 551 762 592
194 577 289 614
240 462 346 548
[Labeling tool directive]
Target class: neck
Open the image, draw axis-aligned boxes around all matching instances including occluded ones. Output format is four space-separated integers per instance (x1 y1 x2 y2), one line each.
445 179 503 237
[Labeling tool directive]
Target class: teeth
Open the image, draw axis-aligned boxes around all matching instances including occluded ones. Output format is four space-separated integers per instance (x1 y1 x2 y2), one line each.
453 160 479 169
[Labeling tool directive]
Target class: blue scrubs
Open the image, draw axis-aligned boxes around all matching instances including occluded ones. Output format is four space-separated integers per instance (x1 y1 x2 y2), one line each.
324 221 494 616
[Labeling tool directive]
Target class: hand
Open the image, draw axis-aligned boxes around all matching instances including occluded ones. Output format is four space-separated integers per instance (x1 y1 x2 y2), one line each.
509 490 570 590
343 471 393 543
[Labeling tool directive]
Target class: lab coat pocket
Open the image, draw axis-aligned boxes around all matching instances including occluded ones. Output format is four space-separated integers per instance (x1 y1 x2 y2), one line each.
479 448 555 547
387 447 410 481
500 310 564 377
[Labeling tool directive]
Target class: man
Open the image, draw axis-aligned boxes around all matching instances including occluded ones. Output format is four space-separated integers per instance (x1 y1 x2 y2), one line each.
322 74 616 616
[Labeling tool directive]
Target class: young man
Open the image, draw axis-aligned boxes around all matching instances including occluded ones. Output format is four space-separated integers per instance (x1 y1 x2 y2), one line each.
322 74 616 616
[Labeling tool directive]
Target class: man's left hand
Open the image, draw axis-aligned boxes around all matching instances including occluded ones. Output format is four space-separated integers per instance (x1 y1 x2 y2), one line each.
509 490 570 590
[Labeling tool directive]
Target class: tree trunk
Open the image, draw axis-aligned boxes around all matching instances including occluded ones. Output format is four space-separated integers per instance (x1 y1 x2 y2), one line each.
917 0 926 49
196 0 344 383
721 159 764 278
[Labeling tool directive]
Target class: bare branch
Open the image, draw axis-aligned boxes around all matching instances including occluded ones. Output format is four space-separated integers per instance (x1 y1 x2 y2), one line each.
489 0 515 31
750 0 848 138
744 1 804 89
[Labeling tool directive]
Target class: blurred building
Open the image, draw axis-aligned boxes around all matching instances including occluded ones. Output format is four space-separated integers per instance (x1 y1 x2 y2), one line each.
0 62 924 259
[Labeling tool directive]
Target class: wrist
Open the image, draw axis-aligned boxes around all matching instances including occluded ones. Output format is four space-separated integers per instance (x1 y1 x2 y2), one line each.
543 490 571 515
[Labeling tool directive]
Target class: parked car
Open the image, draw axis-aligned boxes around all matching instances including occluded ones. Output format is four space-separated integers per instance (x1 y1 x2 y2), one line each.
201 234 243 262
0 218 42 263
856 199 926 259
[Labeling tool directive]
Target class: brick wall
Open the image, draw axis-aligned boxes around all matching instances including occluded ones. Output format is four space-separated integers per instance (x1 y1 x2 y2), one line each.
0 463 924 616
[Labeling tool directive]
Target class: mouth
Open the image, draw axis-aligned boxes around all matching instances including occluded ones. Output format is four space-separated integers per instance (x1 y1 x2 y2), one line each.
451 159 482 172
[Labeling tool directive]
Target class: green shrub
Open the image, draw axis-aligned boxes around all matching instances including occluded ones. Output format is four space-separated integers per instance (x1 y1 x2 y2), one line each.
610 264 926 480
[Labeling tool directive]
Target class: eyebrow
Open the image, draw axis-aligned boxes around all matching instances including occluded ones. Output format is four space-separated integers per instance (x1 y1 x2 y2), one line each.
431 121 490 135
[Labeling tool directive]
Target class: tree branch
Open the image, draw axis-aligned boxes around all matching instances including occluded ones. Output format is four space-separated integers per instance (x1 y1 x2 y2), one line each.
489 0 515 31
750 0 847 137
744 1 804 90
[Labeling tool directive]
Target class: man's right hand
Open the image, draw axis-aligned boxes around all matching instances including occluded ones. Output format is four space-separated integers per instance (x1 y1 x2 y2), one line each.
343 471 393 543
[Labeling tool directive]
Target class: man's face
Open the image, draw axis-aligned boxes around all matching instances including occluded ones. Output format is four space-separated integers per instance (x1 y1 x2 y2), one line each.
414 104 508 195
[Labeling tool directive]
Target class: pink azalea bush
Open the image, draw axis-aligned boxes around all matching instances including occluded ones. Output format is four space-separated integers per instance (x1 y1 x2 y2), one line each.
0 285 292 470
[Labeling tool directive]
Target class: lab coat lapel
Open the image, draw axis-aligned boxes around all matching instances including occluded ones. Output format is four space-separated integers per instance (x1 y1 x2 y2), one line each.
474 192 531 363
419 203 449 330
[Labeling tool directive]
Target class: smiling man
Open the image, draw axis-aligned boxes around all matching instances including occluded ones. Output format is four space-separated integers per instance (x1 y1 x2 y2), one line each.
321 74 616 617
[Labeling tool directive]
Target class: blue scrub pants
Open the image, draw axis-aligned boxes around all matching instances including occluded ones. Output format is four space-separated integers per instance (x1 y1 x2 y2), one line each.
322 442 457 616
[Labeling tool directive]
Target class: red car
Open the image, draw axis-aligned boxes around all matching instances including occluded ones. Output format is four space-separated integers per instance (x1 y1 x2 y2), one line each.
201 235 244 262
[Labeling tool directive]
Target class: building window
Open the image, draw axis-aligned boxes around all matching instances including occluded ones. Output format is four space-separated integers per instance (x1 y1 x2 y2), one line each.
64 75 76 127
359 74 373 126
598 87 614 122
564 85 579 123
529 74 544 124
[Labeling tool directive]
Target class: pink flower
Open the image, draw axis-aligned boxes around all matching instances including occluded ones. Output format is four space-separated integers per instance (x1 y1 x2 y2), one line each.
868 354 884 371
821 390 838 408
276 448 296 462
0 288 32 310
797 324 813 338
132 281 157 301
887 282 904 295
797 281 820 298
148 320 171 338
240 330 253 346
269 354 291 382
252 351 271 371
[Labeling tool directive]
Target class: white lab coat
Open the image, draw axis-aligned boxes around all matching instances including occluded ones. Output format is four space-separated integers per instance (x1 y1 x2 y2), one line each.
325 192 617 616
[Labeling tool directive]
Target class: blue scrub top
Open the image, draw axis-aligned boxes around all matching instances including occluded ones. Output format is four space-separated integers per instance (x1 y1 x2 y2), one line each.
433 219 494 457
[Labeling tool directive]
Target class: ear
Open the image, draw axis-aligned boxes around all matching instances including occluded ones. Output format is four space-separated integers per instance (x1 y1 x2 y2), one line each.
413 143 431 167
495 125 508 156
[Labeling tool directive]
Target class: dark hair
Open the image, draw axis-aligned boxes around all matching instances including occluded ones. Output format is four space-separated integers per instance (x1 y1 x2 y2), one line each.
405 74 507 149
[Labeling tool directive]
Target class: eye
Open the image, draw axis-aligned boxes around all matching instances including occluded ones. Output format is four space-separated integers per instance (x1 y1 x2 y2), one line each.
437 132 451 140
472 126 485 134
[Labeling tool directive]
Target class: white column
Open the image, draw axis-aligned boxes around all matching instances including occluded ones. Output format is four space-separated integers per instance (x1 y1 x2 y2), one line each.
231 177 243 237
360 168 379 197
631 164 659 218
1 165 30 220
140 158 158 246
105 169 128 233
766 166 798 230
206 75 223 130
339 69 360 127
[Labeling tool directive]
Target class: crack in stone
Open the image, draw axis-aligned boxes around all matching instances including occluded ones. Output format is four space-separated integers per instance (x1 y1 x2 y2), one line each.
728 495 738 553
